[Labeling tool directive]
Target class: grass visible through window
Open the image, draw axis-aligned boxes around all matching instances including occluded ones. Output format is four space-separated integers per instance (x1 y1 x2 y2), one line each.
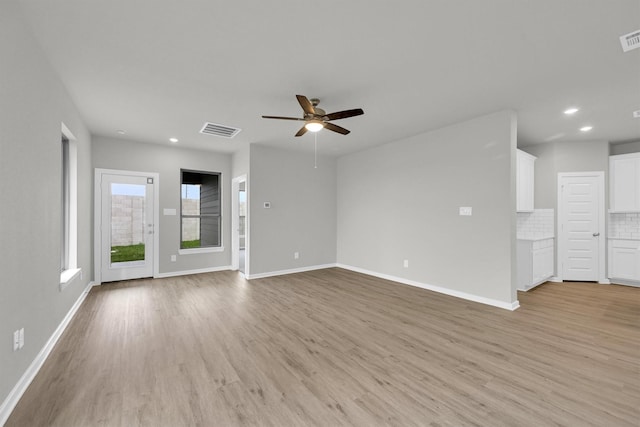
111 244 145 263
181 239 201 249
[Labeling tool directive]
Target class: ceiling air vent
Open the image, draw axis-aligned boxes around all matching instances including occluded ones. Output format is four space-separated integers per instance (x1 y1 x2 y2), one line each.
620 30 640 52
199 122 241 138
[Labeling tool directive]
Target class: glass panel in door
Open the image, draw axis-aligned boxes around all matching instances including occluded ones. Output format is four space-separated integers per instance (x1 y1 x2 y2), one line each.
110 183 146 264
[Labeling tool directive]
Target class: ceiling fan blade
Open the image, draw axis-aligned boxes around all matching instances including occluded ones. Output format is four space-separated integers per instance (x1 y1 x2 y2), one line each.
324 122 350 135
324 108 364 121
262 115 304 121
296 95 315 115
295 126 308 137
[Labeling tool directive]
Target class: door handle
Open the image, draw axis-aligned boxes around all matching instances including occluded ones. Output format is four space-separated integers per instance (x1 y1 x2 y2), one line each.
592 232 600 237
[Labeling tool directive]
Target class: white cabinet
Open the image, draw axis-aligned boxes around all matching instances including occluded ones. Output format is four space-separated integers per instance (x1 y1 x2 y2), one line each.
608 239 640 285
518 238 554 291
610 153 640 212
517 149 536 212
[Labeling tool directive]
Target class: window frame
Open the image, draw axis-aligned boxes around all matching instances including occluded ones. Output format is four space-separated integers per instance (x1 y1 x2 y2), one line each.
61 136 70 272
59 123 81 289
179 169 224 254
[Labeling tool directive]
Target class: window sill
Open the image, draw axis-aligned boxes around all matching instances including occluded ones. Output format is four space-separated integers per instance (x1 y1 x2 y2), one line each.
60 268 81 291
179 246 224 255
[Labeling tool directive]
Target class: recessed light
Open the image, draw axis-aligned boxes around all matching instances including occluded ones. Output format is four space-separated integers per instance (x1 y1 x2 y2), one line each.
116 129 126 135
580 126 593 132
564 108 579 115
169 138 179 143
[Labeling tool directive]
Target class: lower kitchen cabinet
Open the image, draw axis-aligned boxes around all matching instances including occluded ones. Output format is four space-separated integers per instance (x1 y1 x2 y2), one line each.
518 238 554 291
608 239 640 286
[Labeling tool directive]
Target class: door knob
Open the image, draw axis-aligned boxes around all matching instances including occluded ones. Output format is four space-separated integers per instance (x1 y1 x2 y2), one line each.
592 232 600 237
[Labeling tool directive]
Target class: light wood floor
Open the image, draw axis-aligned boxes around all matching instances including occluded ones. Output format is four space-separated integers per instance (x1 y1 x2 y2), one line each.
7 268 639 426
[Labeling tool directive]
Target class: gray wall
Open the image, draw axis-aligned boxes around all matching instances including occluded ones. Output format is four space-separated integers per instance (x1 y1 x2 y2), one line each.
610 140 640 155
0 0 93 407
337 111 517 305
522 140 609 209
249 145 337 275
521 140 609 276
232 146 250 179
92 137 232 274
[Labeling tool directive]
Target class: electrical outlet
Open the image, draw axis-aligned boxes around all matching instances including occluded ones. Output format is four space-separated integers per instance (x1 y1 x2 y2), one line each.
294 252 299 259
403 259 409 268
19 328 24 349
170 255 177 262
13 330 19 351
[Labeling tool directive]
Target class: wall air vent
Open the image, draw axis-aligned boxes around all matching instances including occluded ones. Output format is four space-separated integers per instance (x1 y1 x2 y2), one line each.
199 122 241 138
620 30 640 52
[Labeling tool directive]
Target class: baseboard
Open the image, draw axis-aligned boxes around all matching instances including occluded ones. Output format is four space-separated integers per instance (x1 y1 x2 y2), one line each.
608 278 640 287
336 264 520 311
246 263 338 280
155 265 232 279
598 279 611 285
0 281 94 426
549 276 562 283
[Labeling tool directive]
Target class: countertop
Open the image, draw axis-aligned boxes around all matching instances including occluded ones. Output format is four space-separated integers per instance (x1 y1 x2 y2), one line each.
517 234 555 241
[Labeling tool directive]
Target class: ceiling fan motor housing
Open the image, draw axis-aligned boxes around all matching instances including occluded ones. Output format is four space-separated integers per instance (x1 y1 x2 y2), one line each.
309 98 326 116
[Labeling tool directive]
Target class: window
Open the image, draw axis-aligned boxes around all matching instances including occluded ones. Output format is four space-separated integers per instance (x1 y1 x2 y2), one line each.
181 169 221 250
60 124 80 288
61 136 70 272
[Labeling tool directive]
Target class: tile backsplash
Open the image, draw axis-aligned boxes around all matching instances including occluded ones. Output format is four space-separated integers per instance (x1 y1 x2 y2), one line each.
517 209 554 238
609 212 640 240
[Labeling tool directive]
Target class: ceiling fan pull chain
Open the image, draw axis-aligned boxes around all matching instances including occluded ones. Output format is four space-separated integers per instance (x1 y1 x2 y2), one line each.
314 132 318 169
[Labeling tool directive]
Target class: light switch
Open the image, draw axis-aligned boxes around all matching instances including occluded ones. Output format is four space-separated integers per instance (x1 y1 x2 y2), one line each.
459 207 472 216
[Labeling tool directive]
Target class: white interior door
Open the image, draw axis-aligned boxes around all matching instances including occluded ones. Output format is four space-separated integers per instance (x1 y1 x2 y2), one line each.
558 173 604 281
99 173 154 282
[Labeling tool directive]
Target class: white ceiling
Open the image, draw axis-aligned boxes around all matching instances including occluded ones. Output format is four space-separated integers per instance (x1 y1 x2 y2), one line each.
18 0 640 156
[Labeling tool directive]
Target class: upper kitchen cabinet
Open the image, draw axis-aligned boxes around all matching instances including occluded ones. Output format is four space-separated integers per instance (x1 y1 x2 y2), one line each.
610 153 640 212
517 149 536 212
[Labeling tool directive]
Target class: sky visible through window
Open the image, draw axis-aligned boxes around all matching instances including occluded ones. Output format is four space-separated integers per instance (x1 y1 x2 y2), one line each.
111 183 144 196
182 184 199 200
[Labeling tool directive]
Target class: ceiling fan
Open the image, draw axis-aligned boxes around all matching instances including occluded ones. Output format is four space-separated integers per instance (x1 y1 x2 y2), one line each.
262 95 364 137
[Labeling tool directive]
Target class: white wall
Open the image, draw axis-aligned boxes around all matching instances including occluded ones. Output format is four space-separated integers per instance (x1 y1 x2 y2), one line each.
0 0 93 410
337 111 518 307
248 145 337 276
92 136 232 274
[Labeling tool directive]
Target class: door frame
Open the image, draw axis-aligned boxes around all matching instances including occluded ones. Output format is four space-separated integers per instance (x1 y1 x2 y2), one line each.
231 175 248 275
556 171 607 283
94 168 160 284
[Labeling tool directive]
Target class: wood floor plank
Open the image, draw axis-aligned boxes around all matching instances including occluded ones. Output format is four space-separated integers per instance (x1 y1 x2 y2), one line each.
6 268 639 426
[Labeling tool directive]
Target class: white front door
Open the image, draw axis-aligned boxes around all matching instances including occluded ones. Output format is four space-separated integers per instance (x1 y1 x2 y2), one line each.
98 172 155 282
558 173 604 281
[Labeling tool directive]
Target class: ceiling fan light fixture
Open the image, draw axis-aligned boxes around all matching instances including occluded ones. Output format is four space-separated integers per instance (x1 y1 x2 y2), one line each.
305 121 324 132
